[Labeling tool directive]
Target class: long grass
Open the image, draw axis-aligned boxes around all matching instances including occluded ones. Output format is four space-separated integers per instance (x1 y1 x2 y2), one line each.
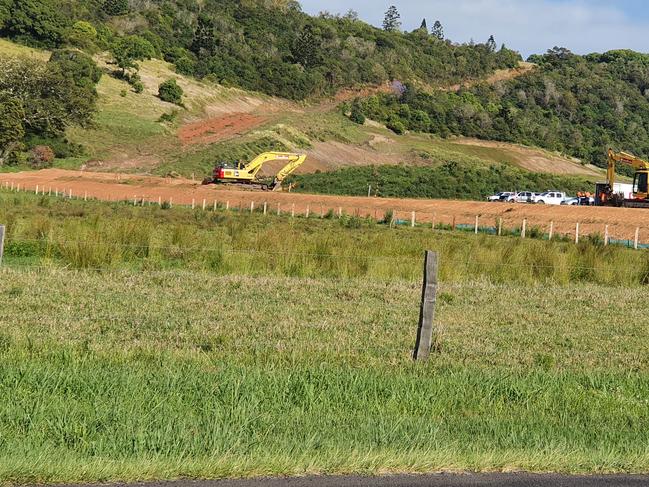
2 269 649 483
1 191 648 286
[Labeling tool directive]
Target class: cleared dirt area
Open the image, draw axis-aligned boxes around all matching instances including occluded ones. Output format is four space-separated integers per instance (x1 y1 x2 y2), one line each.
3 169 648 241
178 113 267 145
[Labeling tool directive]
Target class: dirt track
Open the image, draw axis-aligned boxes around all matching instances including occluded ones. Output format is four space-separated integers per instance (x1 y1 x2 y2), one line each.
2 169 649 242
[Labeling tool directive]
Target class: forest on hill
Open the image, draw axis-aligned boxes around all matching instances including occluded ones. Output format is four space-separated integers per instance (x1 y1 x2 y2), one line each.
351 48 649 169
0 0 520 100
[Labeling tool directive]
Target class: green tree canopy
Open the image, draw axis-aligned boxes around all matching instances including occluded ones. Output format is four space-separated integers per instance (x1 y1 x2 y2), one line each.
382 6 401 32
111 35 155 76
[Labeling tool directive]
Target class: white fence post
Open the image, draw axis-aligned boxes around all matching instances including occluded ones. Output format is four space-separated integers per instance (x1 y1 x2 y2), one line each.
634 227 640 250
0 224 5 267
575 223 580 244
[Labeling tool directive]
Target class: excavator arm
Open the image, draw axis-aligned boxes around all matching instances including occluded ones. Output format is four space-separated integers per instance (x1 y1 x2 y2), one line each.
272 153 307 189
241 152 301 179
605 149 649 202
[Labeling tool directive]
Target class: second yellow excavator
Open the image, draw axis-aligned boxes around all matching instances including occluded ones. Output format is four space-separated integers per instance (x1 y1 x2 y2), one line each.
596 149 649 208
202 152 307 191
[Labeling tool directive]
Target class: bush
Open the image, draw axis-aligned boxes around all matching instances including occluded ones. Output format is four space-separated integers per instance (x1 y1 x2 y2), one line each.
132 81 144 94
29 146 55 168
175 57 196 76
158 79 183 105
349 106 366 125
386 116 406 135
102 0 128 16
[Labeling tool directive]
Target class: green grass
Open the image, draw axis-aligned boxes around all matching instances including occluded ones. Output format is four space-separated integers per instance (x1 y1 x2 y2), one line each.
2 269 649 483
2 190 648 286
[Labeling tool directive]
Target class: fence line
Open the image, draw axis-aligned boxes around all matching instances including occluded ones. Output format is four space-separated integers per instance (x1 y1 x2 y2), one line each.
1 182 648 249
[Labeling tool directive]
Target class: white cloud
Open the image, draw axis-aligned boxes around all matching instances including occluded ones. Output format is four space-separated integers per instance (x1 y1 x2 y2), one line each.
299 0 649 56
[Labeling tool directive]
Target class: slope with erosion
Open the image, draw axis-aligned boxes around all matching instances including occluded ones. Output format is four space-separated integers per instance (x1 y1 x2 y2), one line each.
1 39 604 185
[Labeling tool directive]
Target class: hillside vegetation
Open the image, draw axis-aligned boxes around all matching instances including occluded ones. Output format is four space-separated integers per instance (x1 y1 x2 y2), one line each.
354 48 649 170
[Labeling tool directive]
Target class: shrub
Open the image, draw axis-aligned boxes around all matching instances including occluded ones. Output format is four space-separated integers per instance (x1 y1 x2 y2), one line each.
175 57 196 76
158 79 184 105
349 106 366 125
132 81 144 94
102 0 128 16
29 146 55 168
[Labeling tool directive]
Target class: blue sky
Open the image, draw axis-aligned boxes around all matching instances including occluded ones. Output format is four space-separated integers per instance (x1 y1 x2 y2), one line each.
299 0 649 57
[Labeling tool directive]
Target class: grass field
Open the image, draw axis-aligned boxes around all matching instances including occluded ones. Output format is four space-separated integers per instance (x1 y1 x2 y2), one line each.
3 269 649 483
2 190 649 483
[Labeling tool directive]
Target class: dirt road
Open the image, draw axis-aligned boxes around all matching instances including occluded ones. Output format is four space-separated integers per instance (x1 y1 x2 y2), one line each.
2 169 648 241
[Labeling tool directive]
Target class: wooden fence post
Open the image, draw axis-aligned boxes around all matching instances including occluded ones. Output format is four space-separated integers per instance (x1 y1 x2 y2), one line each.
413 251 439 362
277 203 281 216
604 225 609 246
521 219 527 239
69 189 72 199
474 215 479 234
263 202 267 215
306 205 310 218
431 213 436 230
575 223 580 244
225 201 229 211
202 199 207 211
0 224 5 267
291 204 295 218
634 227 640 250
213 200 217 211
549 221 554 241
250 201 255 213
498 217 503 237
338 207 342 218
411 211 416 228
84 192 88 201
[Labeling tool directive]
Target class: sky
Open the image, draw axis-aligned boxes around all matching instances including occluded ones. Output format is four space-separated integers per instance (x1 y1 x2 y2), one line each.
298 0 649 58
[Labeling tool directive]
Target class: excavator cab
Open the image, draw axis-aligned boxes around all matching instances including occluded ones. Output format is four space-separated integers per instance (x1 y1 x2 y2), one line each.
633 170 649 199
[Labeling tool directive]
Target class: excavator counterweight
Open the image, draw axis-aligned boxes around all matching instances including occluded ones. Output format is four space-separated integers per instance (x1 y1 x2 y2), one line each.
202 152 307 191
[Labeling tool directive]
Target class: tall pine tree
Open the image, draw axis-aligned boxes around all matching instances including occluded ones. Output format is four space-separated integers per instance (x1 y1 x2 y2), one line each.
431 20 444 40
486 35 497 52
382 6 401 32
419 18 427 31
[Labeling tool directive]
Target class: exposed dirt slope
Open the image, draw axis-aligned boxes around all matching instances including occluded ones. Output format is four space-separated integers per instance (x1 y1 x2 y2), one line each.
3 169 646 241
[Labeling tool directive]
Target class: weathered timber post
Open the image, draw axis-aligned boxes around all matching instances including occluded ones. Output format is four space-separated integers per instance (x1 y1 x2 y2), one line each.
549 221 554 241
474 215 479 234
604 225 609 246
575 223 580 244
0 224 5 267
263 202 267 215
411 211 416 228
521 219 527 239
498 217 503 237
413 251 439 362
202 199 206 211
634 227 640 250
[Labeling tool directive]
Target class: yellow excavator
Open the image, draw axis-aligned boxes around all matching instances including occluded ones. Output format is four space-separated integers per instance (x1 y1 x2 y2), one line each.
596 149 649 208
202 152 307 191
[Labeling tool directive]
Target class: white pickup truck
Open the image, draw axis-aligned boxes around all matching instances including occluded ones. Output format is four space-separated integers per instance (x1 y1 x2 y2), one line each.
533 191 566 205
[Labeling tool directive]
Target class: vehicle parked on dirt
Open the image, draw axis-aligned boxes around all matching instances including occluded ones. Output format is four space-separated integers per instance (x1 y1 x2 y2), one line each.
512 191 536 203
533 191 567 205
487 192 514 202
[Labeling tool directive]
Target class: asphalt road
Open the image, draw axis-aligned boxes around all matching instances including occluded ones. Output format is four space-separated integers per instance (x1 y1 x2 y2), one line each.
77 475 649 487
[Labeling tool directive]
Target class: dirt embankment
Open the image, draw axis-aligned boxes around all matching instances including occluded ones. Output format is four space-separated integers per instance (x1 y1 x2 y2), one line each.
3 169 649 241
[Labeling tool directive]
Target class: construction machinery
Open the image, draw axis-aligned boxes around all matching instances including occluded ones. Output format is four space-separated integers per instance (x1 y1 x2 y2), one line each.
202 152 307 191
595 149 649 208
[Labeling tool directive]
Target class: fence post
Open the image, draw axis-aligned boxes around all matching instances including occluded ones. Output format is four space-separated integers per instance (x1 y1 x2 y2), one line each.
549 221 554 241
291 204 295 218
521 219 527 239
250 201 255 213
575 223 580 244
452 216 456 231
169 197 173 208
202 199 206 211
413 251 439 362
263 202 267 215
498 217 503 237
306 205 310 218
0 224 4 267
634 227 640 250
604 225 609 246
338 207 342 218
368 185 372 197
214 200 217 211
226 201 229 211
84 192 88 201
192 199 196 210
277 203 281 216
411 211 416 228
474 215 479 234
69 189 72 199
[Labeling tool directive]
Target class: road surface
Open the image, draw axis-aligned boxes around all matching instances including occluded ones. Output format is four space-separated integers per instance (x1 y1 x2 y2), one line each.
58 474 649 487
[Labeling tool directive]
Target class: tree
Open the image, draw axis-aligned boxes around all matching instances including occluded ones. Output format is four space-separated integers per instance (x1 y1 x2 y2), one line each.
111 36 155 77
292 25 322 68
419 18 427 31
102 0 128 16
431 20 444 40
486 35 497 53
66 21 98 50
0 93 25 165
2 0 68 47
158 79 184 105
382 6 401 32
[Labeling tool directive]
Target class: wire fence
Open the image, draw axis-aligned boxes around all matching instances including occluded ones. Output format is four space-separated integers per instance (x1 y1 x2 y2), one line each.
2 180 649 250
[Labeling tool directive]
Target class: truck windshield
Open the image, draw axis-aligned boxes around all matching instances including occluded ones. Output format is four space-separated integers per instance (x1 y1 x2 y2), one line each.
634 172 648 194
